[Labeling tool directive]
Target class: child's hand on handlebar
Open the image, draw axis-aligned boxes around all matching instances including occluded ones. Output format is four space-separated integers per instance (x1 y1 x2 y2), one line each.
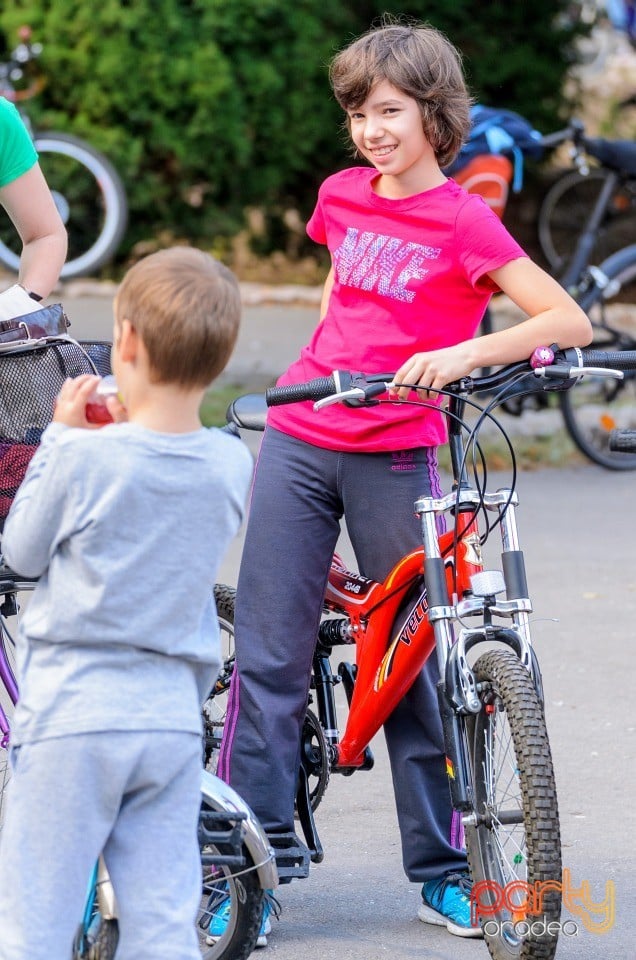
390 342 476 399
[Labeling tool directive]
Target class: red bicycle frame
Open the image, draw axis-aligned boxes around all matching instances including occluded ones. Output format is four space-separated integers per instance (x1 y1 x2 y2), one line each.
324 510 483 767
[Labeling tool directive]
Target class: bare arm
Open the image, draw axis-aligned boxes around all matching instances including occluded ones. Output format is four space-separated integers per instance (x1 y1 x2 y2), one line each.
392 258 593 396
319 264 335 321
0 164 67 298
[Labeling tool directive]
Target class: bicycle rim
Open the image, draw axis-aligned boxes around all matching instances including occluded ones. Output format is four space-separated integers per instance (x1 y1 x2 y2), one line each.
0 133 127 279
464 650 561 960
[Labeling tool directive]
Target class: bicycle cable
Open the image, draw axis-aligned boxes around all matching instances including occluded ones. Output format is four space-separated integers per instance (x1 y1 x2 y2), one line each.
368 382 523 600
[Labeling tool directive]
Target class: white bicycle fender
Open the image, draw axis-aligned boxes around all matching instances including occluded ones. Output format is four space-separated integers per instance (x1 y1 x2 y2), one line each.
200 769 279 890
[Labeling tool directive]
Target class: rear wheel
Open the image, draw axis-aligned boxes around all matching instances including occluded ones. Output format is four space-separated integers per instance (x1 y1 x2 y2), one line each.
537 168 636 271
202 585 236 774
560 245 636 469
205 585 330 815
464 650 561 960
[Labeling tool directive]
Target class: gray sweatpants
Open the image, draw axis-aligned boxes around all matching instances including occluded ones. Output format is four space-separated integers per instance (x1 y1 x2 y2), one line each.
218 426 467 882
0 730 202 960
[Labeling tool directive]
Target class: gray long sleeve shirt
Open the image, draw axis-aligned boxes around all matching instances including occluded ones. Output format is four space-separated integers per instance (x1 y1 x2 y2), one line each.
2 420 253 745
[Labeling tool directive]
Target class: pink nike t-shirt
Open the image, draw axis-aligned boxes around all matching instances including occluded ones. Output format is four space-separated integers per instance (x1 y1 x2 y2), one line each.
267 167 526 451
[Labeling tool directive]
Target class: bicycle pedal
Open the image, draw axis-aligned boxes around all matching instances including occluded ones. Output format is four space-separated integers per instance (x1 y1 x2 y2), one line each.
266 832 311 883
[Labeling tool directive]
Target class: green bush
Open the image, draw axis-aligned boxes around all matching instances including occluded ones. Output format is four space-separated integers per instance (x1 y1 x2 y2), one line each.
0 1 587 271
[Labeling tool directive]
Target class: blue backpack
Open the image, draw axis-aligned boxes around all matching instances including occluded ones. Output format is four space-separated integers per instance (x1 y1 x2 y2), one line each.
446 105 544 191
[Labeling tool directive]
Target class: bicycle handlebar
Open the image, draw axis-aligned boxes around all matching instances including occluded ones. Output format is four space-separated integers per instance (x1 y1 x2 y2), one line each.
537 119 585 152
264 347 636 408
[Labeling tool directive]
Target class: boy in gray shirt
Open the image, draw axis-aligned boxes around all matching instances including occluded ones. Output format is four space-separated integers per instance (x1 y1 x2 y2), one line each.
0 247 253 960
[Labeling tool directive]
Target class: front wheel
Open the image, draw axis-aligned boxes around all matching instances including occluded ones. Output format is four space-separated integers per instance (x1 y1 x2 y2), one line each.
0 133 127 279
74 784 266 960
197 794 265 960
72 916 118 960
464 649 561 960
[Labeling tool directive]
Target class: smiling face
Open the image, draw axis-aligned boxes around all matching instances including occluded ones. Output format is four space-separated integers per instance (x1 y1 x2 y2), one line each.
347 79 444 196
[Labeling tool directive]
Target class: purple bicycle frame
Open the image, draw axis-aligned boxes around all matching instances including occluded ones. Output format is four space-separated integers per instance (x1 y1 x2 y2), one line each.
0 640 17 750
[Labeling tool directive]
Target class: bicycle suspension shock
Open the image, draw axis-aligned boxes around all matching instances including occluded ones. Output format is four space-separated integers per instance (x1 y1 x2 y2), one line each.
317 617 352 648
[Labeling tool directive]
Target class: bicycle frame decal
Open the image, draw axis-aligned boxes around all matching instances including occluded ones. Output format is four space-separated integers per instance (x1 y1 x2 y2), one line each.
326 555 380 606
374 584 428 690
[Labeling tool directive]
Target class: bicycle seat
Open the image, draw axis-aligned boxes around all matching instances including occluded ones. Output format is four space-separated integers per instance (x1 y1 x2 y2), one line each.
225 393 268 432
583 137 636 177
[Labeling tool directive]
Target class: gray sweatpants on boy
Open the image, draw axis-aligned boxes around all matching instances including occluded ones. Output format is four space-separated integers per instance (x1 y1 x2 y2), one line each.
219 426 468 882
0 730 202 960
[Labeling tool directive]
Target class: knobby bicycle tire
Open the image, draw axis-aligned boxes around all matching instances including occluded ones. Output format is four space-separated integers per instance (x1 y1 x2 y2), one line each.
0 132 127 279
464 649 561 960
537 168 636 271
203 585 238 775
92 919 118 960
560 244 636 470
72 915 118 960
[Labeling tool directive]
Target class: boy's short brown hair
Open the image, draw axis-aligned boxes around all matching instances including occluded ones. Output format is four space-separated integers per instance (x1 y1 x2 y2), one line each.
115 246 241 388
330 21 471 168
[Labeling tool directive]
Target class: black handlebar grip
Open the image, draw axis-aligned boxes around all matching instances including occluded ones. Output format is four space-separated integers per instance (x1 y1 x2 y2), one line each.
265 375 337 406
609 429 636 453
578 349 636 370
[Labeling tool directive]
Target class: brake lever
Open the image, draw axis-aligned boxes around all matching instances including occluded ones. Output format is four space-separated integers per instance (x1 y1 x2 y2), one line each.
313 379 391 411
314 388 367 411
534 365 623 382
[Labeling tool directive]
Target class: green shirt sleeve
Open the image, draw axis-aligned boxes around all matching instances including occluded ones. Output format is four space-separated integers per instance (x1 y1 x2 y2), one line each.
0 96 38 188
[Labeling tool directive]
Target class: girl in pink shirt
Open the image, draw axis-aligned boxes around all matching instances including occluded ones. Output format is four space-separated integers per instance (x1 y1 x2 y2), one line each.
217 19 591 944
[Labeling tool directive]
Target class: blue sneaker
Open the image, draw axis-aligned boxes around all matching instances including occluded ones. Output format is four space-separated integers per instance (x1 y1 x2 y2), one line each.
207 889 276 948
418 871 483 938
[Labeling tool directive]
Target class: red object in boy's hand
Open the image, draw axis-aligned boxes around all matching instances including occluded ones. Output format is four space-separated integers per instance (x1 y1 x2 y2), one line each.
85 375 118 424
85 402 113 424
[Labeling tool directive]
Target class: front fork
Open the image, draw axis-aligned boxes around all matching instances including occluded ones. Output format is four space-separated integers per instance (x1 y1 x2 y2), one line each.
415 487 539 812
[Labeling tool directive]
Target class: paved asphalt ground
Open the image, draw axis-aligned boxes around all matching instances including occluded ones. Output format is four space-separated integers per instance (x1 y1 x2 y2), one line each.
64 289 634 959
